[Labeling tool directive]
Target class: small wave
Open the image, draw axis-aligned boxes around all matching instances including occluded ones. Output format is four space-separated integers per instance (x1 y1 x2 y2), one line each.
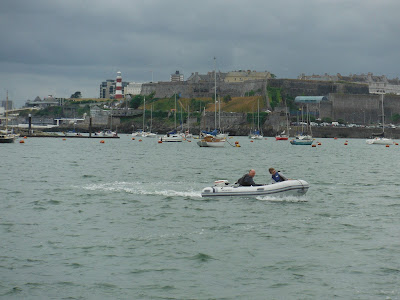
255 195 308 202
191 253 214 262
81 181 202 198
82 174 96 178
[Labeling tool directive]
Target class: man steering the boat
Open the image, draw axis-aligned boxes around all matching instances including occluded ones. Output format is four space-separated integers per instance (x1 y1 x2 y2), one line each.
236 169 263 186
269 168 288 183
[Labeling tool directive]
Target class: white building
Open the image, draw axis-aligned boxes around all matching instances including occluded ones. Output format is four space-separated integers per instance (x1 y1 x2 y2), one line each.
170 71 184 82
124 82 143 96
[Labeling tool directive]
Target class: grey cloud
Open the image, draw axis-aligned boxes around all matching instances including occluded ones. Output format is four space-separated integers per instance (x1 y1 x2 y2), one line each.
1 0 400 106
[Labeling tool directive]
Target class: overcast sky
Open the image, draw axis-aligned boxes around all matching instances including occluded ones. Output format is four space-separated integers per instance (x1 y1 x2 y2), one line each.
1 0 400 107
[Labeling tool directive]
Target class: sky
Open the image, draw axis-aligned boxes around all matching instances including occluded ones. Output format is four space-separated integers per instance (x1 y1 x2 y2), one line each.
1 0 400 107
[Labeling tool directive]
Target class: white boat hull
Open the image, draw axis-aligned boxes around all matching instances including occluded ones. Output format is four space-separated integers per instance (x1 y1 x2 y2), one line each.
197 140 226 147
366 137 394 145
159 134 183 142
201 180 309 197
249 135 263 140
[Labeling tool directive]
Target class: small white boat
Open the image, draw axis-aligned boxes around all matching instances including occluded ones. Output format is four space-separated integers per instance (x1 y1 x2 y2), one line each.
97 130 118 137
132 130 143 137
249 132 263 140
366 93 394 145
366 137 394 145
159 132 183 142
201 179 309 197
142 131 157 138
0 132 16 143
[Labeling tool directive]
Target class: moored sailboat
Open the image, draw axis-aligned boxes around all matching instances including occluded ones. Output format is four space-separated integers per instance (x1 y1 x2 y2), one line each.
249 99 263 140
0 91 16 143
366 93 394 145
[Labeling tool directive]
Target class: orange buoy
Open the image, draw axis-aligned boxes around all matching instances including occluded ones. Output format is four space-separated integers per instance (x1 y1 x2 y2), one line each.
187 140 191 142
19 140 25 143
235 141 239 145
132 137 135 140
386 144 390 147
334 137 337 140
344 142 348 145
318 142 321 145
139 139 142 142
158 140 162 144
250 140 254 143
24 136 27 139
312 144 316 147
100 140 105 143
395 143 399 145
62 138 66 141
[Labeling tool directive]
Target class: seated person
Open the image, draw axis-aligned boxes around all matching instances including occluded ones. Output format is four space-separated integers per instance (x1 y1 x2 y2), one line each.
269 168 288 183
236 169 263 186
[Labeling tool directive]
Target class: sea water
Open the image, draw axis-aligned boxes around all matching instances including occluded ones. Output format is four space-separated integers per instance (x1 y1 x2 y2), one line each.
1 136 400 299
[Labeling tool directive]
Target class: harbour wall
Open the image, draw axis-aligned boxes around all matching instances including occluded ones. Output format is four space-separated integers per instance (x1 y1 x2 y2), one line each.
304 94 400 124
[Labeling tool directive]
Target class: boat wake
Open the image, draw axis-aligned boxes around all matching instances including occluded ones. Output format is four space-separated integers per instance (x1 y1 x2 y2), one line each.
81 181 202 198
255 195 308 202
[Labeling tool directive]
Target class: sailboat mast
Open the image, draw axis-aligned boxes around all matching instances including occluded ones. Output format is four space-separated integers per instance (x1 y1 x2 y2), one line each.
174 93 177 129
150 104 153 132
257 98 260 131
382 93 385 134
187 104 190 133
214 57 217 130
143 96 146 130
218 95 221 130
6 90 9 129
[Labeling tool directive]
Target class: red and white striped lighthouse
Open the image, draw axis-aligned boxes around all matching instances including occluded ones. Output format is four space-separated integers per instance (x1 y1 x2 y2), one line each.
115 71 123 99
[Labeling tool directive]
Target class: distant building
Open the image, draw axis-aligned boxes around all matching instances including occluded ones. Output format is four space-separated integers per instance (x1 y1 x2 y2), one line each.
170 70 184 82
186 71 227 83
224 70 271 82
100 77 128 99
1 100 13 109
298 72 400 95
24 95 63 108
124 82 143 96
294 96 329 103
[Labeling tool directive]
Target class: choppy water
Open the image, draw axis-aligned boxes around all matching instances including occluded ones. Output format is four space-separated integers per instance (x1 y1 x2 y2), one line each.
1 135 400 299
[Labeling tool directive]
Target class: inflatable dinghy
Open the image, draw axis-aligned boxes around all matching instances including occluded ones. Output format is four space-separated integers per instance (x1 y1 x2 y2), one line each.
201 179 309 197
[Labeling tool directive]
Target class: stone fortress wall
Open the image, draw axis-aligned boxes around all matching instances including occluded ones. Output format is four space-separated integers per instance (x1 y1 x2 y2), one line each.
139 73 400 125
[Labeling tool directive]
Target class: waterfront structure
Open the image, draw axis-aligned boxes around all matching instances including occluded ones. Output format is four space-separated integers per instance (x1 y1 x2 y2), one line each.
170 71 184 82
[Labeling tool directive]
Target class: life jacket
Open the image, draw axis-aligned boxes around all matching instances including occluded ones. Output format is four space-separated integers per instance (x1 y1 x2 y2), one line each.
272 172 286 182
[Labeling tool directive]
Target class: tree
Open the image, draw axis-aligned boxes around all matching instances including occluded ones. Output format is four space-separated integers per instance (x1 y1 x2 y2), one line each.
129 95 143 109
391 113 400 124
223 95 232 103
70 91 82 99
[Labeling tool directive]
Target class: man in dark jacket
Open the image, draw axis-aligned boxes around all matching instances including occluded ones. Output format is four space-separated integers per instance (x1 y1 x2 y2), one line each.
236 169 263 186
